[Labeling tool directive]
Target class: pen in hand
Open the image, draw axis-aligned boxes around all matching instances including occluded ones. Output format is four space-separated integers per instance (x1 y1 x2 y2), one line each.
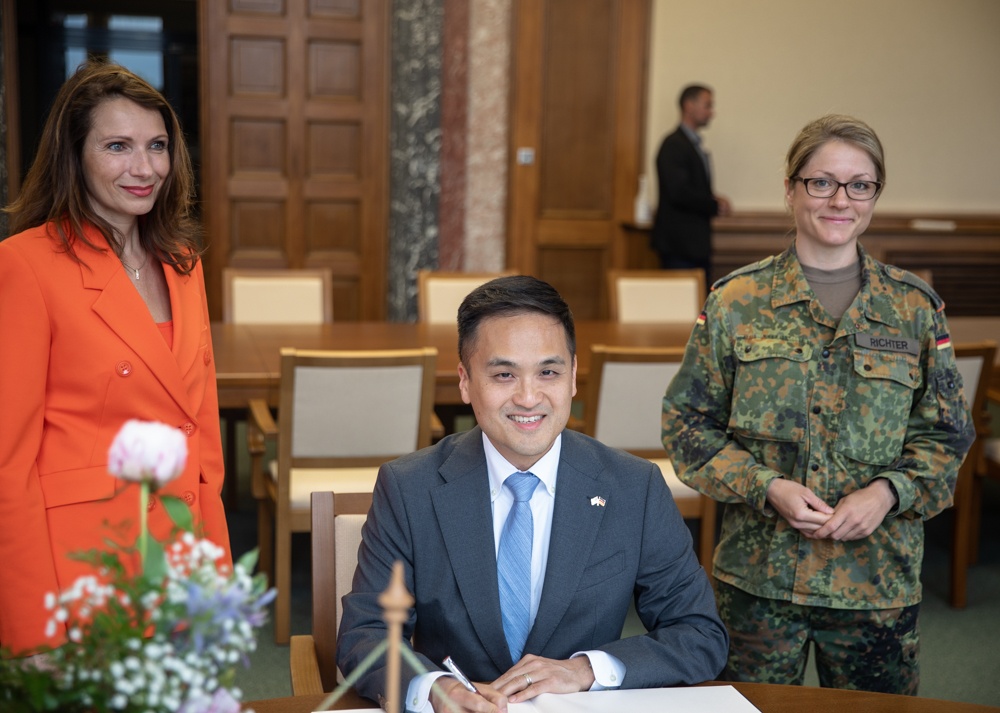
442 656 479 694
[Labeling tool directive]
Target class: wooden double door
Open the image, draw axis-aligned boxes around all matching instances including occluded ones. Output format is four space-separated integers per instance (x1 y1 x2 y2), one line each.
200 0 389 321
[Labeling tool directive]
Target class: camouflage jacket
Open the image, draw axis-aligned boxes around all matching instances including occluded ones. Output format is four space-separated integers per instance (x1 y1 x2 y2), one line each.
662 244 975 609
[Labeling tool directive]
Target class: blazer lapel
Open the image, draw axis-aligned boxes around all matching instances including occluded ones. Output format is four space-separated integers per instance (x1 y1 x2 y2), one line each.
525 434 605 655
430 429 512 671
163 263 200 386
82 244 197 420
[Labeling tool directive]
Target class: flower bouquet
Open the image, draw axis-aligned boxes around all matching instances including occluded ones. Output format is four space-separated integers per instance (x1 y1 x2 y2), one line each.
0 420 275 713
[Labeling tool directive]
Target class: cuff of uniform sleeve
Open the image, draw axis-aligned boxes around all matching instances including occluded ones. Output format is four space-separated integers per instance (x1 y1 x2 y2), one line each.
873 473 906 517
748 465 784 515
572 650 625 689
405 671 450 712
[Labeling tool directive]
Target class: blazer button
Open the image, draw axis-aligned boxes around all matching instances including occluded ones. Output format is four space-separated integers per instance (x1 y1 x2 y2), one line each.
182 490 196 505
203 350 212 365
147 494 158 512
181 422 196 436
116 361 133 377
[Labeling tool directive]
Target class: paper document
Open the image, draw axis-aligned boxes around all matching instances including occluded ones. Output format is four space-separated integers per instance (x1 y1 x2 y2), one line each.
508 685 761 713
313 684 762 712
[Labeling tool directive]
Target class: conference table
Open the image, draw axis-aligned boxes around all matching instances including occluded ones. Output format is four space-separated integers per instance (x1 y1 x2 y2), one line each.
246 681 1000 712
211 320 697 411
212 316 1000 412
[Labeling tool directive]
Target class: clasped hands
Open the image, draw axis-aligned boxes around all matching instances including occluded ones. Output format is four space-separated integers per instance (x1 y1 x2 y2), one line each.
429 654 595 713
766 477 897 541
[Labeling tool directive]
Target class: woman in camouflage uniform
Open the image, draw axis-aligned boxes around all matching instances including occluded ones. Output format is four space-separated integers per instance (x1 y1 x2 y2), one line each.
662 115 974 694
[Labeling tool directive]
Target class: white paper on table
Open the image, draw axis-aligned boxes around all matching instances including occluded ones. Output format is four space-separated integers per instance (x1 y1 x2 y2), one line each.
508 685 762 713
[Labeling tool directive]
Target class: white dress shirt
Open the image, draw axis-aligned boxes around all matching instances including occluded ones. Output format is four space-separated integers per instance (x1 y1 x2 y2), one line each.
406 433 624 711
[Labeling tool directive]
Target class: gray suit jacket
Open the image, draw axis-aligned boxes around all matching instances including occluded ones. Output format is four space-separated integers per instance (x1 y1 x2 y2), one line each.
337 428 728 705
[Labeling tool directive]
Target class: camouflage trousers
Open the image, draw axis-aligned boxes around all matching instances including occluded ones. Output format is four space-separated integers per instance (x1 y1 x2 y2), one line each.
715 581 920 695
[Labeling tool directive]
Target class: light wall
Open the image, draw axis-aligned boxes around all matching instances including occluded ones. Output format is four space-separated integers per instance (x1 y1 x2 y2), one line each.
645 0 1000 214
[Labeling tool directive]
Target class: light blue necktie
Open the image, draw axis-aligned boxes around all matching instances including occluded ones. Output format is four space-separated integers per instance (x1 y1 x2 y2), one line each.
497 471 538 663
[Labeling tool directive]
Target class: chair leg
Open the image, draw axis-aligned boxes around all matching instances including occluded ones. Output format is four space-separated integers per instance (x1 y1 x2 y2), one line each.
274 515 292 645
221 411 240 510
968 475 984 566
258 499 275 586
950 464 974 609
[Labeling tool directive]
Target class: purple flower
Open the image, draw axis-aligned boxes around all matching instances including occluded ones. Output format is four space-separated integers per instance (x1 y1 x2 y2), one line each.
107 419 187 488
178 687 242 713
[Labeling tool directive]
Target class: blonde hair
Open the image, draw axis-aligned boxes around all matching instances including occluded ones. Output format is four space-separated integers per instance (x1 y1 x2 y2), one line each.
785 114 886 185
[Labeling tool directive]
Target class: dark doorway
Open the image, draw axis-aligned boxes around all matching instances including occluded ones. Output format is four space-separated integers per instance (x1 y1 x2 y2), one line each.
14 0 199 193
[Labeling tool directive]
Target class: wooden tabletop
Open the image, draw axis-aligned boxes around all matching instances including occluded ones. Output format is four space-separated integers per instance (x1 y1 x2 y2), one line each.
212 316 1000 410
246 681 1000 712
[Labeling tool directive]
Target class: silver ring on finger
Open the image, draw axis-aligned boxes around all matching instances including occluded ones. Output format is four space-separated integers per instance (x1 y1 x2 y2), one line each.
524 673 532 686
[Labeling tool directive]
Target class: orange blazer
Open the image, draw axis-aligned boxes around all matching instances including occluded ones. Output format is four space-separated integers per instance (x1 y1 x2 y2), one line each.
0 222 231 655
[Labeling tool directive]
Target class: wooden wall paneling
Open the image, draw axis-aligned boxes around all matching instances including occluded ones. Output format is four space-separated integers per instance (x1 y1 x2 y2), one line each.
507 0 544 275
508 0 651 319
200 0 388 321
623 212 1000 315
539 247 607 319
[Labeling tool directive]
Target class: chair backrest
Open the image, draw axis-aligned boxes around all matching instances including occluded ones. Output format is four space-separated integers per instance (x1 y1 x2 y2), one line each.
417 269 515 324
954 341 996 434
584 344 686 458
607 268 706 324
278 347 438 470
222 267 334 324
309 490 373 691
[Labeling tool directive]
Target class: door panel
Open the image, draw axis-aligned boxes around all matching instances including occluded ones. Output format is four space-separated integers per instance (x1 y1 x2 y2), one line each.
201 0 388 320
508 0 650 319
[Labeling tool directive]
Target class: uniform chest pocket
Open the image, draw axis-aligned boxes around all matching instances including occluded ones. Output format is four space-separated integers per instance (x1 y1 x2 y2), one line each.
835 348 922 465
730 338 812 442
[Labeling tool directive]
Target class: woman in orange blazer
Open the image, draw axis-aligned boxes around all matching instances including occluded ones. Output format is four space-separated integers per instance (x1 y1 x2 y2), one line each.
0 60 231 656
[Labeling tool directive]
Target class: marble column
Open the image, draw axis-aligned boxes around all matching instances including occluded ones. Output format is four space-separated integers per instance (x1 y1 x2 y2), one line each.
387 0 444 322
387 0 512 321
463 0 510 272
437 0 469 271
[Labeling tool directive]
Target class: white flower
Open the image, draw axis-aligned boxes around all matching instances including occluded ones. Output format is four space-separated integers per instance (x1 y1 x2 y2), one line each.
107 419 188 488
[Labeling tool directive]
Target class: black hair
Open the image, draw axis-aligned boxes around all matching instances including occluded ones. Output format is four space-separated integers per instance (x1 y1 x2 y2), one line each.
457 275 576 364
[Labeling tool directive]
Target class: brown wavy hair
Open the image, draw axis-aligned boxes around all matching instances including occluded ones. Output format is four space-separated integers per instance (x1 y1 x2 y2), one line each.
4 58 203 274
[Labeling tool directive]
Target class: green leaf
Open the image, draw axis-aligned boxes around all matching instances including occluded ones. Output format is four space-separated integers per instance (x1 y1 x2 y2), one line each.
142 535 168 584
236 548 260 573
161 495 194 532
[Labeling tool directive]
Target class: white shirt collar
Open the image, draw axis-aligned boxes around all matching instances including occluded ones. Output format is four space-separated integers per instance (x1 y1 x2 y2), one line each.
482 431 560 502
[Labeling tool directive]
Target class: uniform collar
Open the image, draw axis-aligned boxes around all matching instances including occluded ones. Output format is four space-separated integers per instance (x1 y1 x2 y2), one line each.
771 243 900 333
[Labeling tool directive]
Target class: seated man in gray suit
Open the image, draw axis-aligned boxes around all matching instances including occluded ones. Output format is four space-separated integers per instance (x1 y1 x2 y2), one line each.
337 275 727 712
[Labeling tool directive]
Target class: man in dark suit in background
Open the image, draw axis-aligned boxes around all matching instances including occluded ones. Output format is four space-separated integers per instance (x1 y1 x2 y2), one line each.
651 84 732 284
337 275 727 713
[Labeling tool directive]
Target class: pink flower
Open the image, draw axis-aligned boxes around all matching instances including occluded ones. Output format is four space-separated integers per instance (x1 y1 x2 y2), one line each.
107 420 187 489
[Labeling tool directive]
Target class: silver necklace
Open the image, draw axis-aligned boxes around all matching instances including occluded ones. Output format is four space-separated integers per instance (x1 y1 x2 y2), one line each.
120 250 148 280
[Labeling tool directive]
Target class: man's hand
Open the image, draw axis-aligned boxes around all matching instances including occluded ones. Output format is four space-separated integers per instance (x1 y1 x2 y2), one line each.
492 654 595 704
430 677 507 713
811 479 896 541
715 195 732 217
766 479 834 535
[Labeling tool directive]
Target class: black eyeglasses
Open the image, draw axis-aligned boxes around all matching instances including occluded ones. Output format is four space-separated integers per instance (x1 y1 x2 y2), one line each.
792 177 883 201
